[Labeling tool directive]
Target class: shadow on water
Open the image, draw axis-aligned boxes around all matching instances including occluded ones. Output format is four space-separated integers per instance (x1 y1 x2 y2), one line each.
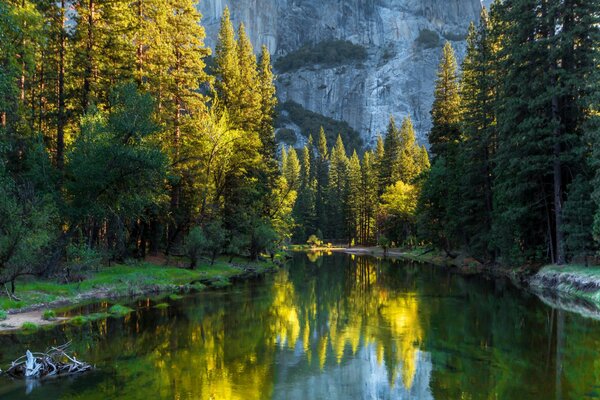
1 252 600 399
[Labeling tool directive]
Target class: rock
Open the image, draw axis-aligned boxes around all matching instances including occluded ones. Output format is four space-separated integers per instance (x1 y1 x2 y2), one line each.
197 0 486 146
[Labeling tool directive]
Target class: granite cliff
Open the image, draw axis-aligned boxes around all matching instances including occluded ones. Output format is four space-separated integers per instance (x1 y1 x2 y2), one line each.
197 0 488 147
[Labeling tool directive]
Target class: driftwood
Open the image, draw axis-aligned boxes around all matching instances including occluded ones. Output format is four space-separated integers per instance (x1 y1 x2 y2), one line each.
1 342 92 379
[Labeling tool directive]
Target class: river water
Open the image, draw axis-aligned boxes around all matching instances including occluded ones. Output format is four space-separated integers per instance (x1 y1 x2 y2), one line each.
1 252 599 399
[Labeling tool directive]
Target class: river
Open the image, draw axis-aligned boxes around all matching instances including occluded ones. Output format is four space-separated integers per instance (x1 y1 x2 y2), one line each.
0 252 599 399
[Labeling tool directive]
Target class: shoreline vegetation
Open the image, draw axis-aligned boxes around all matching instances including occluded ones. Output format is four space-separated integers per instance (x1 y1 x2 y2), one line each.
335 246 600 315
0 256 277 333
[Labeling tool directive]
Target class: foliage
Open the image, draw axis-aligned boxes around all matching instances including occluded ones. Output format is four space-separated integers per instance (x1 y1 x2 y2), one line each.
276 101 363 154
42 310 57 321
109 304 135 316
276 128 297 146
0 310 7 321
274 40 367 73
21 322 38 331
416 29 440 48
307 235 323 248
65 84 167 259
0 160 56 292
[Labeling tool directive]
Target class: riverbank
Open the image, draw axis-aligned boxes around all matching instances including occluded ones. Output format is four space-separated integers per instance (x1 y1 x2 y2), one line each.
339 246 600 315
0 257 277 332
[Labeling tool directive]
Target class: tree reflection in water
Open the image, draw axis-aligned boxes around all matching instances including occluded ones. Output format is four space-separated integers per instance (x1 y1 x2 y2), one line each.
2 252 600 399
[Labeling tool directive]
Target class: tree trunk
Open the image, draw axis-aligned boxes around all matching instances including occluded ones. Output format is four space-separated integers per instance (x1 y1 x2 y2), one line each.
82 0 95 111
56 0 66 170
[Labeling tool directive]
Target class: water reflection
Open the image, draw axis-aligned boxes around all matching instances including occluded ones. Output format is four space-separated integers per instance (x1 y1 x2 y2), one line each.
1 253 600 399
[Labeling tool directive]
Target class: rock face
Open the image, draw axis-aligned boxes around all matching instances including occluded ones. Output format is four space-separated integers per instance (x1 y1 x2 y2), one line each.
197 0 486 146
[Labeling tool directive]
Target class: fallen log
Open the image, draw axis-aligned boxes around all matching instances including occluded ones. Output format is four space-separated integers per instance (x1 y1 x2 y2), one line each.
1 342 92 379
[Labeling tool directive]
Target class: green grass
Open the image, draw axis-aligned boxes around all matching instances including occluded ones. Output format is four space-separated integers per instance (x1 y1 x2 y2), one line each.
0 310 7 321
70 312 111 326
109 304 134 316
0 258 275 312
42 310 56 321
533 264 600 305
21 322 38 332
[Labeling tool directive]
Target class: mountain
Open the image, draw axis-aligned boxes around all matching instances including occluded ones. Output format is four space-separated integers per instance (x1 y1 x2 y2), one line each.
197 0 487 147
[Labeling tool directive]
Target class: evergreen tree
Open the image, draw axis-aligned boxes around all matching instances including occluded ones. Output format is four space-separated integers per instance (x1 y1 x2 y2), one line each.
457 11 498 261
327 135 349 240
381 117 400 188
360 151 379 244
346 151 362 244
374 134 386 195
397 116 422 183
418 41 462 253
292 144 317 242
235 23 262 133
214 6 239 113
314 127 329 235
257 45 278 173
429 42 461 157
283 146 300 191
492 0 597 264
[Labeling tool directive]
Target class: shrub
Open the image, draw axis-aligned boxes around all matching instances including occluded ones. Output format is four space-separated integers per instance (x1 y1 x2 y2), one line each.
42 310 57 321
21 322 38 331
274 40 367 73
416 29 440 48
65 242 102 277
184 221 227 268
307 235 323 248
109 304 134 316
0 310 7 321
378 235 391 255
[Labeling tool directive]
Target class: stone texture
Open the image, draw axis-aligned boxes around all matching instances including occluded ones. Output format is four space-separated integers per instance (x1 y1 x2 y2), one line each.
198 0 485 146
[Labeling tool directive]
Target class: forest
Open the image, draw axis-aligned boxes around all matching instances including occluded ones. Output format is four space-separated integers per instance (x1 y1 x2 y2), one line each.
0 2 291 291
285 0 600 267
0 0 599 302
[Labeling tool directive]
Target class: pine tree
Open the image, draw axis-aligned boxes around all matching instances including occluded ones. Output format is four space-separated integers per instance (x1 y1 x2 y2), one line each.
397 116 420 183
429 42 461 157
314 127 329 235
327 135 349 240
346 151 362 244
360 151 379 244
283 146 301 191
418 41 463 253
257 45 278 164
374 134 386 195
235 23 261 133
457 10 498 261
214 6 239 113
381 117 400 188
492 0 597 264
292 143 317 242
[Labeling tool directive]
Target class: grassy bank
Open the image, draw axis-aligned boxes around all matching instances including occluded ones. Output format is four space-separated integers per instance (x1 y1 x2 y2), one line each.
0 257 277 331
529 265 600 306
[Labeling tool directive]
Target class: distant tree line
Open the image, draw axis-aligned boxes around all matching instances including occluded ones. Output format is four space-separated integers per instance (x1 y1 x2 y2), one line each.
283 119 429 246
